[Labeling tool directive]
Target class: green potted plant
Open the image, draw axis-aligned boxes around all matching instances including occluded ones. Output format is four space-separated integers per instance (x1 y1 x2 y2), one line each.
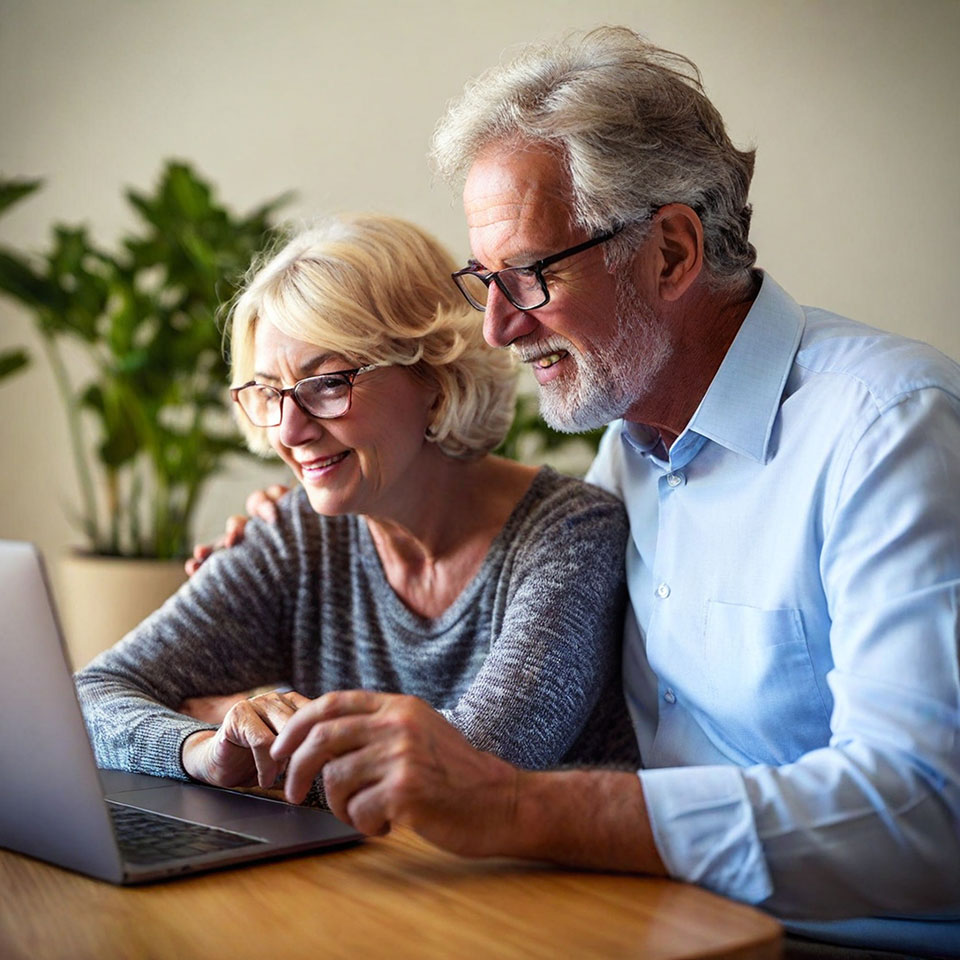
495 392 605 473
0 162 290 664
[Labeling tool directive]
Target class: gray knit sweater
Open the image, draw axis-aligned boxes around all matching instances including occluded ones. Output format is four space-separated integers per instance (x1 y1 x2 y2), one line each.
76 467 640 792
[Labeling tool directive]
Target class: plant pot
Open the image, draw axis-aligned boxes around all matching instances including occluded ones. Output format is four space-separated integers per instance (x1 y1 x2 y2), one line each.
57 552 187 670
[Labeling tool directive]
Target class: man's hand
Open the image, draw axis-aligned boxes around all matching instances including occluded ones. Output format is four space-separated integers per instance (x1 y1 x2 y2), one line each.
271 689 668 874
184 484 290 575
270 691 521 856
182 689 310 789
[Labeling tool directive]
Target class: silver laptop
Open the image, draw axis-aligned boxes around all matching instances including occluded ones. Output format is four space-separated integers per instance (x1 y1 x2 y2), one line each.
0 539 363 883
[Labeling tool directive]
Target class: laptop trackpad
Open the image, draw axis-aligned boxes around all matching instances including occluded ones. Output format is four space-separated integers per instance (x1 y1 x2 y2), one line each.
102 770 287 829
99 769 361 846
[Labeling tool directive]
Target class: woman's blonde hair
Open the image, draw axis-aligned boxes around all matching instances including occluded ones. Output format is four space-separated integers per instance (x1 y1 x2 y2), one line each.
228 214 517 459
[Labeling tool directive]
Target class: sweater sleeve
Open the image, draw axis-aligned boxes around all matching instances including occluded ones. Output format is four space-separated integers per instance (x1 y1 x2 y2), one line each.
442 474 630 769
74 503 305 781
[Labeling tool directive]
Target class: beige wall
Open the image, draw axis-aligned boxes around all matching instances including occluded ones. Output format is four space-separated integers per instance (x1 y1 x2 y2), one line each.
1 0 958 559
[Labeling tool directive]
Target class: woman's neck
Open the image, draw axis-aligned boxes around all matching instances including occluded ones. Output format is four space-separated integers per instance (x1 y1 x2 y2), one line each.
363 453 539 618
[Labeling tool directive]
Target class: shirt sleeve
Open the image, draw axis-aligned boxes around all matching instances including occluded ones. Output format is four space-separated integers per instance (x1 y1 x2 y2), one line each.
74 509 300 781
641 387 960 920
441 477 633 769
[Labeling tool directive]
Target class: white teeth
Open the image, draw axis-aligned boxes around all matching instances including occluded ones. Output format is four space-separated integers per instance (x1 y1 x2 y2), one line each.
535 352 564 369
304 451 348 469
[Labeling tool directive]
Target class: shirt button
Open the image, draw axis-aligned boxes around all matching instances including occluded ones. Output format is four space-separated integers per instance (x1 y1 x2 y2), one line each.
666 472 684 487
664 689 677 704
656 582 671 599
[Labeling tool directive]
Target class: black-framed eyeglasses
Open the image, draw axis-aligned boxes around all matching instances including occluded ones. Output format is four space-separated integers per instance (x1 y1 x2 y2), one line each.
451 226 623 312
230 363 386 427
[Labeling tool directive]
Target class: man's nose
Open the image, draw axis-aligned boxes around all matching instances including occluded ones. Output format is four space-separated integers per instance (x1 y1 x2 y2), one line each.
482 284 538 348
278 394 323 448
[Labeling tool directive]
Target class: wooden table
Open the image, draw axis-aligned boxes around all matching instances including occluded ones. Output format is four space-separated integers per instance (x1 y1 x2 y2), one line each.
0 827 782 960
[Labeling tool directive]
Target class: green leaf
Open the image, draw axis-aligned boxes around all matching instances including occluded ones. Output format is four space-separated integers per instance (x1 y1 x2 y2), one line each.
95 381 142 468
165 162 214 221
0 250 69 313
0 177 43 219
0 348 29 381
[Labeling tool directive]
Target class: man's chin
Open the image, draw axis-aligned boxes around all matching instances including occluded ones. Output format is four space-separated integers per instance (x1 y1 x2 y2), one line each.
538 392 622 434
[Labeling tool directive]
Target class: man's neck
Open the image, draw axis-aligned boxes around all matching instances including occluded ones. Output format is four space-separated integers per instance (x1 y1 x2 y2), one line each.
626 274 760 449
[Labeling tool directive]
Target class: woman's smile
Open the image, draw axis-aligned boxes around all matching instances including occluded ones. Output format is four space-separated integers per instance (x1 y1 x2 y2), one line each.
296 450 351 483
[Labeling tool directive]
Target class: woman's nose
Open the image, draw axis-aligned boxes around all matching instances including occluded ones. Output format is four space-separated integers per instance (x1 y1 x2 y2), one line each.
278 394 324 448
482 284 539 348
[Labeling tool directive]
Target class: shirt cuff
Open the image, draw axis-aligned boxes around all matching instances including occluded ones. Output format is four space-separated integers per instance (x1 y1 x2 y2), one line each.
639 764 773 904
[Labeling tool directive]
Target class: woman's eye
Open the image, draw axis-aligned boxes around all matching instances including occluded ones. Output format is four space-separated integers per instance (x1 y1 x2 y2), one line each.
310 377 349 394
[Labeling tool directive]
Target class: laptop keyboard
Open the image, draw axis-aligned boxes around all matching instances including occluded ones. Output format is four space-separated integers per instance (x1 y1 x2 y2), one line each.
107 801 267 865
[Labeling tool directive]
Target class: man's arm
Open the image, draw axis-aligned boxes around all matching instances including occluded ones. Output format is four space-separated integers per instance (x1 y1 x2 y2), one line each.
270 689 666 874
640 386 960 920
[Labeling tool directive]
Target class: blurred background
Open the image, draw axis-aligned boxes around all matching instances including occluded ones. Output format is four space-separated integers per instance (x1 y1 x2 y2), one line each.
2 0 958 563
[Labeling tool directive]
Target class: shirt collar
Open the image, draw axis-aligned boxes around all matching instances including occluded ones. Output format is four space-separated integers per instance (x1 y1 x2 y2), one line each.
686 272 806 464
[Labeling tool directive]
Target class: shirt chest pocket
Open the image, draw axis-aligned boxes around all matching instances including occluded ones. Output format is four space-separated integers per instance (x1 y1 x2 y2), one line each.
694 600 832 765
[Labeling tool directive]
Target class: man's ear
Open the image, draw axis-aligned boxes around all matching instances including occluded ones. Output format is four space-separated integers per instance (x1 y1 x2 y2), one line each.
651 203 703 302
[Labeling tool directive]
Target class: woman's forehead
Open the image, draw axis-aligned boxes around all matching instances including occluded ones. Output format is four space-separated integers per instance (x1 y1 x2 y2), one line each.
253 319 348 373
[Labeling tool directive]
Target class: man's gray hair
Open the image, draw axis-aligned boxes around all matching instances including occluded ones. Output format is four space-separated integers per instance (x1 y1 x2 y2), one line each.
431 26 757 285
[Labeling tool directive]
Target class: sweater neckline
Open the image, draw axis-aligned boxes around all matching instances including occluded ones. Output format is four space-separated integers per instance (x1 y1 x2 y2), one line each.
355 466 553 635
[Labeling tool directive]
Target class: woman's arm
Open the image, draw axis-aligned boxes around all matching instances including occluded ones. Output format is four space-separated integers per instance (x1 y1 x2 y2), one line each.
75 506 301 781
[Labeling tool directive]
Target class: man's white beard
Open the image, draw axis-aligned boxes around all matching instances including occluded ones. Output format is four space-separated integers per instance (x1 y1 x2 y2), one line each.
538 275 672 433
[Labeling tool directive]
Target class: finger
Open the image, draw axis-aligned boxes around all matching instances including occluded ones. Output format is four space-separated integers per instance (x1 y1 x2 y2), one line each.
222 701 282 788
272 690 389 759
205 729 258 787
193 543 214 562
246 490 278 524
342 781 393 837
281 715 378 803
322 748 399 836
251 740 281 788
266 483 290 502
246 690 301 734
224 515 248 546
185 543 214 576
280 690 312 710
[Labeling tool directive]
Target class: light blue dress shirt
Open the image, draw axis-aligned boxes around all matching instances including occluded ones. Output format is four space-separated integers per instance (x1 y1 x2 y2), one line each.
586 274 960 956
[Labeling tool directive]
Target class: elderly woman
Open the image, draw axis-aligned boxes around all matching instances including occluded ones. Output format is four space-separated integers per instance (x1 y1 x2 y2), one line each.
76 215 638 799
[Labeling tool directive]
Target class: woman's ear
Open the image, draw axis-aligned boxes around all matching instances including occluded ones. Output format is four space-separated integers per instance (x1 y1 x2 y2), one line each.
651 203 703 302
423 378 443 440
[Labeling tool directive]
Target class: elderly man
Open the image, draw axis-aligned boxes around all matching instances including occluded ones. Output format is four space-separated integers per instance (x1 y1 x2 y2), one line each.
269 27 959 957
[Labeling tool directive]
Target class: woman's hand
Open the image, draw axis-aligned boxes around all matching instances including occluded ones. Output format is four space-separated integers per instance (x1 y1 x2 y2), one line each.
184 484 290 575
181 689 310 789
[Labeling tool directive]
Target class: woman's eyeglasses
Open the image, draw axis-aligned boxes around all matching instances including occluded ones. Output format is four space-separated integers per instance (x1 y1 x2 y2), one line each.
231 364 387 427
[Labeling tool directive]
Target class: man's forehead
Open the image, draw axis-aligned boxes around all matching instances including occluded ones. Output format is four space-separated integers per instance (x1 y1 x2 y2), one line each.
463 142 573 249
